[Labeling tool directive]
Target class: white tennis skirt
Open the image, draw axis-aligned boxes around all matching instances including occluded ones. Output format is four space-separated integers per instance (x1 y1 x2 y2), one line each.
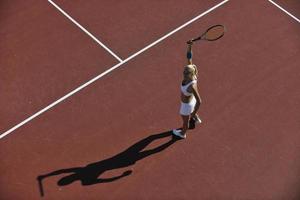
180 97 196 116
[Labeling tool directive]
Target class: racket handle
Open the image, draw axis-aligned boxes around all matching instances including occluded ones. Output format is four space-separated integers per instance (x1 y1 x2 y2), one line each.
191 36 202 42
186 40 193 45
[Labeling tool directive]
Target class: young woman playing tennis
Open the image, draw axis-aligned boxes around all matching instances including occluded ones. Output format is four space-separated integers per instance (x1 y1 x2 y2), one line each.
172 40 202 139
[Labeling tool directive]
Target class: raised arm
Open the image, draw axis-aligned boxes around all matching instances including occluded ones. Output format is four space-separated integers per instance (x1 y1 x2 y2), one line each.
186 40 193 65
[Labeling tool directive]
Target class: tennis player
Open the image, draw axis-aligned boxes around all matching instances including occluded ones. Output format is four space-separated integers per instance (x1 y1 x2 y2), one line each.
172 40 202 139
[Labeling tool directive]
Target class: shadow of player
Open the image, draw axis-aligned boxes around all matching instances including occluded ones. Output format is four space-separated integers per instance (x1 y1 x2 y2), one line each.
37 131 178 196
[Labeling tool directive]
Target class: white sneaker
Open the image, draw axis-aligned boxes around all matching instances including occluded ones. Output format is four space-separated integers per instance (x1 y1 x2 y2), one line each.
172 129 186 139
193 115 202 124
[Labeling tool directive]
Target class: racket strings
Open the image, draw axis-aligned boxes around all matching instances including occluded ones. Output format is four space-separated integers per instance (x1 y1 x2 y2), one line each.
204 25 225 41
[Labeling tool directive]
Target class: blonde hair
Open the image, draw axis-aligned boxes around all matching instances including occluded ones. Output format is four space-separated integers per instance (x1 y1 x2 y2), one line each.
183 64 197 80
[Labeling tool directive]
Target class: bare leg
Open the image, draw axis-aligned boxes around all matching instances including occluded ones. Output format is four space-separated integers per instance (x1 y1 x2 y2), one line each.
181 115 190 135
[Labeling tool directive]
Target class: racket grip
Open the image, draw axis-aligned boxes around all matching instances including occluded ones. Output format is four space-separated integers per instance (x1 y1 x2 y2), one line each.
186 39 194 44
191 37 201 42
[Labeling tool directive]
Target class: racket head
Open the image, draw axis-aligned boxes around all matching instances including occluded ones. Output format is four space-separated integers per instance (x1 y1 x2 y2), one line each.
203 24 226 41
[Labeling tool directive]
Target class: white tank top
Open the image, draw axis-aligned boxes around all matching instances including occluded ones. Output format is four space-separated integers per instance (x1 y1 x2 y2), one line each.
181 80 197 96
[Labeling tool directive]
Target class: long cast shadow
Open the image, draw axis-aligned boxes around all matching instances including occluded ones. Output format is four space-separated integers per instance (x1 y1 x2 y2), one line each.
37 131 178 196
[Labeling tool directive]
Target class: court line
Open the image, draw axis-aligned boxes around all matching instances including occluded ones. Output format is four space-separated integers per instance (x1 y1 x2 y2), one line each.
268 0 300 23
48 0 123 62
0 0 229 140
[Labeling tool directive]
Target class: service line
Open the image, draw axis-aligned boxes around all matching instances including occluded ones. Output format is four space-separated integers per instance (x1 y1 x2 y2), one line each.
48 0 123 62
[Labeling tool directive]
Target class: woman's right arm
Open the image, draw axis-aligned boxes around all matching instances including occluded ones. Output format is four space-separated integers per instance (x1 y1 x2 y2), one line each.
191 83 202 117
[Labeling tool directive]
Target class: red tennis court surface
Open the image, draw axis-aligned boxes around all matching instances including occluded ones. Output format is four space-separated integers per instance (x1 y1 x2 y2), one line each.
1 0 300 199
0 0 118 134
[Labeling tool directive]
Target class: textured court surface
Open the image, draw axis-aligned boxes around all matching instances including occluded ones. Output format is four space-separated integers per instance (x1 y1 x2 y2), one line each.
1 0 300 199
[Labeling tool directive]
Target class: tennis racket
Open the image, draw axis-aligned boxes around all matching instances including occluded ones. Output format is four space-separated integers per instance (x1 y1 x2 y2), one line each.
187 24 226 43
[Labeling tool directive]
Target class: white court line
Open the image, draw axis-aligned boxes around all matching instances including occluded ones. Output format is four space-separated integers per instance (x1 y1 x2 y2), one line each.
268 0 300 23
48 0 123 62
0 0 229 140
